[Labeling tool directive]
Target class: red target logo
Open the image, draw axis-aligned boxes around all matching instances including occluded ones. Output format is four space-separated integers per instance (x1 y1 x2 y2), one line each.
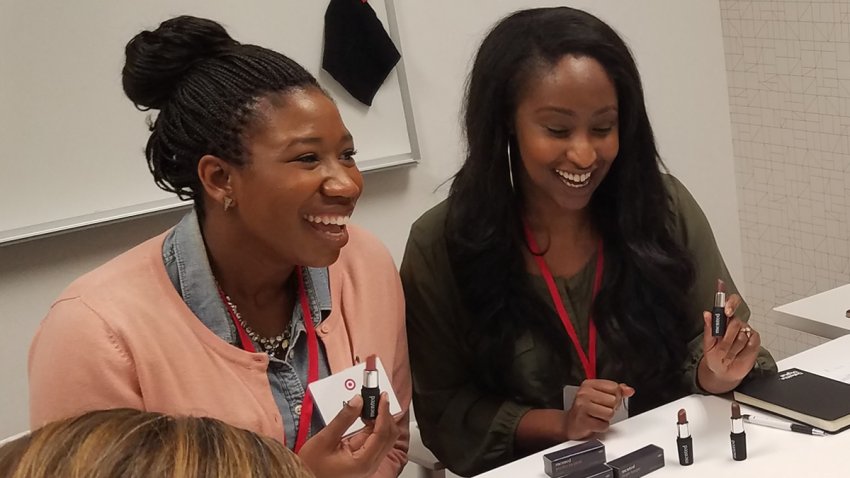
344 379 356 391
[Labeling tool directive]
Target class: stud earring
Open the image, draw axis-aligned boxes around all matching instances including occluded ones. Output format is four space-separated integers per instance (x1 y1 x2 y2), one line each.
223 196 234 212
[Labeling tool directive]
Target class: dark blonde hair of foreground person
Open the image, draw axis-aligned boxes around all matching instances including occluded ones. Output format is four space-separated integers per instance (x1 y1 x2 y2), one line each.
0 408 315 478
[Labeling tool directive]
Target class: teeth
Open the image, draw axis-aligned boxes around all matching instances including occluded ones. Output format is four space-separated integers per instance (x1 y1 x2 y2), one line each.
304 215 350 226
556 170 591 187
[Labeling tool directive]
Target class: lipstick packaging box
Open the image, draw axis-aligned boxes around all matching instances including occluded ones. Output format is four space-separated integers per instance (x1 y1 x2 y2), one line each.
606 444 665 478
543 439 606 478
579 463 614 478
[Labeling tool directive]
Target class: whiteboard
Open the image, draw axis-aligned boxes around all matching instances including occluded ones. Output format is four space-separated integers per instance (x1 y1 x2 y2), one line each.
0 0 418 245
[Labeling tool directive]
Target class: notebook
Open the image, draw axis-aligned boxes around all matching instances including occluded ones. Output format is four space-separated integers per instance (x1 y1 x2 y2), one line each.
733 368 850 433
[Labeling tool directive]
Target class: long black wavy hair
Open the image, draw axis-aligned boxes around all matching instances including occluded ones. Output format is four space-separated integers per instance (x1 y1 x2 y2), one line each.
446 7 696 406
122 15 320 217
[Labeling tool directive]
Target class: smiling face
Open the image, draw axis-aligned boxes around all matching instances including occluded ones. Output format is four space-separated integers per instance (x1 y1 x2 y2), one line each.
228 87 363 267
513 54 619 214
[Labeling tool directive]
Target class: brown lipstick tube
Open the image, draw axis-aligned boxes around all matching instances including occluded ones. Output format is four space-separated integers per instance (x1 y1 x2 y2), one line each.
676 409 694 466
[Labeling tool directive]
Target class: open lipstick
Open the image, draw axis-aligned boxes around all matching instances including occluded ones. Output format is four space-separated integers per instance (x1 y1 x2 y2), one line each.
712 279 727 337
730 402 747 461
361 354 380 420
676 408 694 466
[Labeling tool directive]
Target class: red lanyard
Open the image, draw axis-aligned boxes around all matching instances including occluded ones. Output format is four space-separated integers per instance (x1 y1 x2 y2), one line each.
218 266 318 452
523 224 604 380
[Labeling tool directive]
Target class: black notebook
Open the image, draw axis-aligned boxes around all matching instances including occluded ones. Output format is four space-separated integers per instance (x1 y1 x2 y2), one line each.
733 368 850 433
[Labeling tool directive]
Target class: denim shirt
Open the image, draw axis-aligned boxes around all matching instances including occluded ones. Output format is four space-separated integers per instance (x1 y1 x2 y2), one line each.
162 211 332 449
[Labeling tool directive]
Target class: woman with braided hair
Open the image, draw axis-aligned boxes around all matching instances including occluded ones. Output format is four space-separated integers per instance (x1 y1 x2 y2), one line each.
27 15 409 478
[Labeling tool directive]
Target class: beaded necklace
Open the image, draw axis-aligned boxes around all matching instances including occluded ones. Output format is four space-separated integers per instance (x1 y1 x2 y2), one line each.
220 292 292 357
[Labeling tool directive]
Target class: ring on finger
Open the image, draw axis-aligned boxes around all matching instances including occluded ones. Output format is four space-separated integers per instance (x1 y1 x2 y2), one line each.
740 326 752 339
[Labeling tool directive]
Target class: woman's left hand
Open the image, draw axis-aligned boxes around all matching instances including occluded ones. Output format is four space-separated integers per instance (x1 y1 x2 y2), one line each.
698 293 761 393
298 393 400 478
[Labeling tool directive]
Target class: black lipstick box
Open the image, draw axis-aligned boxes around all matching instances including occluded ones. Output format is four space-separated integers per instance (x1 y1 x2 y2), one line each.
543 439 606 478
580 463 614 478
606 444 665 478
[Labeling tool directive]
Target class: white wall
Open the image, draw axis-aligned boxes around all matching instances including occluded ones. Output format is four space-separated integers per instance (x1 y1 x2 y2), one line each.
0 0 741 446
718 0 847 359
0 0 415 238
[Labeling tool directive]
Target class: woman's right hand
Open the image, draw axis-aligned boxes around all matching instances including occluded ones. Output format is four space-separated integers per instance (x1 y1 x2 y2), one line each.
298 393 400 478
563 379 635 440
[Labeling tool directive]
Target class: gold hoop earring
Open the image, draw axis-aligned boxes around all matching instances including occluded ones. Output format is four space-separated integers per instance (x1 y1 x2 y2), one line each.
223 196 234 212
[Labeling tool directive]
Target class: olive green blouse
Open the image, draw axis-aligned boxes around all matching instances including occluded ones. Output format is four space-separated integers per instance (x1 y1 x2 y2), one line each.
400 175 776 476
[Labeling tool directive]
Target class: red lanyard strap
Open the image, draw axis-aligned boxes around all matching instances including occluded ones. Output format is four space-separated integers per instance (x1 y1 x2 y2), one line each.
219 266 319 452
293 267 319 453
523 224 604 380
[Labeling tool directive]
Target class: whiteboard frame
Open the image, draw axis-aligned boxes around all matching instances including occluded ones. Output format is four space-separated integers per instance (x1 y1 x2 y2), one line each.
0 0 419 247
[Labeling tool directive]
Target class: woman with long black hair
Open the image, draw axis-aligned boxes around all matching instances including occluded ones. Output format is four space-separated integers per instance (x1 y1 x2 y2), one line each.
400 7 775 476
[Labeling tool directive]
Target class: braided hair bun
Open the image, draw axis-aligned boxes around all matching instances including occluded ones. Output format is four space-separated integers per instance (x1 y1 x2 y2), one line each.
119 15 319 210
122 15 238 110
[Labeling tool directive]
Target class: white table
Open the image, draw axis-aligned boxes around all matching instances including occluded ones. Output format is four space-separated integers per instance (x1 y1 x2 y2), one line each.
476 335 850 477
774 283 850 339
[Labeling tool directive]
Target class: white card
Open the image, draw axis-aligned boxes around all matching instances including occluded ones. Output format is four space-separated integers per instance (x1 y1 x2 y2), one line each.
563 385 629 424
308 357 402 437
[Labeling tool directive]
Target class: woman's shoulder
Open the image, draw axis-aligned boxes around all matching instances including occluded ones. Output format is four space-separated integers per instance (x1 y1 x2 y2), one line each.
332 224 400 285
328 224 404 331
38 232 173 349
659 173 713 247
661 173 691 207
338 224 395 266
660 173 702 217
58 233 170 304
407 198 450 247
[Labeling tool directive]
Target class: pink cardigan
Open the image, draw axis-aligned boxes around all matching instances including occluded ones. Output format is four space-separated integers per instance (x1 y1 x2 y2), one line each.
29 224 410 478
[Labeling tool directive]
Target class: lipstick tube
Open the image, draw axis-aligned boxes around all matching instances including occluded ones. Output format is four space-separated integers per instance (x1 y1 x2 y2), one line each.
361 354 380 420
676 409 694 466
731 402 747 461
711 279 727 337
